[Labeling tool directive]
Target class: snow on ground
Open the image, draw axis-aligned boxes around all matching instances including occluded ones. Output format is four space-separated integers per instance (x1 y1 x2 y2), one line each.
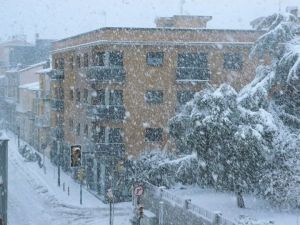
4 130 132 225
170 185 300 225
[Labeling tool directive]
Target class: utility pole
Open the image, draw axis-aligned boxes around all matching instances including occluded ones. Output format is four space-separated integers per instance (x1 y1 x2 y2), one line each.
17 126 20 148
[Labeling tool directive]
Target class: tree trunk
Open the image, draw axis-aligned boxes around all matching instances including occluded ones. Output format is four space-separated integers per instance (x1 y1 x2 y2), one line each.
237 192 245 208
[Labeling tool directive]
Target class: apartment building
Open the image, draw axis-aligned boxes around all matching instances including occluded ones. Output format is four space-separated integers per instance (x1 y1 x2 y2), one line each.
50 15 265 200
34 68 52 156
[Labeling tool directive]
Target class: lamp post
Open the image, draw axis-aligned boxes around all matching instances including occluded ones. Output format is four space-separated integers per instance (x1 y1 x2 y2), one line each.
57 141 61 187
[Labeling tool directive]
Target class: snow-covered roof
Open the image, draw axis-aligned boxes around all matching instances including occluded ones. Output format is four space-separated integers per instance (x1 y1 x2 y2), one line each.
19 82 40 91
36 67 52 74
18 62 47 73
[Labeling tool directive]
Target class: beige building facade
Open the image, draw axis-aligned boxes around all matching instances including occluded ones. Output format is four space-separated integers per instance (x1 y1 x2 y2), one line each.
50 16 266 199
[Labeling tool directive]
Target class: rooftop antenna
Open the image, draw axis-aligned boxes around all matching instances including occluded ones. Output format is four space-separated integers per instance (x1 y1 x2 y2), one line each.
180 0 185 15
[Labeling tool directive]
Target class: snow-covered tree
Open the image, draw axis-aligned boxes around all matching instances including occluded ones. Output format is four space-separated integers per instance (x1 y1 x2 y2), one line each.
169 84 271 201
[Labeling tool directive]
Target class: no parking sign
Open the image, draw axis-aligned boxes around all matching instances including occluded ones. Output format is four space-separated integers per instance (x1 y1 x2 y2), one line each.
134 185 144 196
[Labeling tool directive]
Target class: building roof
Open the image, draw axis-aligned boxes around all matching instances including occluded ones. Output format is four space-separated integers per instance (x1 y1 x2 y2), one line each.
19 82 40 91
18 61 47 73
36 67 52 74
52 26 265 52
0 39 32 47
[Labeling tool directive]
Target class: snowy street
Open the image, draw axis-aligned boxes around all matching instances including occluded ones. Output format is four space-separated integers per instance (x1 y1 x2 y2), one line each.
6 131 132 225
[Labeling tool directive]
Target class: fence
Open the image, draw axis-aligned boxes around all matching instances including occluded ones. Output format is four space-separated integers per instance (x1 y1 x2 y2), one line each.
143 182 235 225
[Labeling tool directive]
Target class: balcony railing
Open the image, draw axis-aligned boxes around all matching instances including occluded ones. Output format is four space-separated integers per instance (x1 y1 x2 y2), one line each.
51 99 64 112
37 90 51 100
51 127 64 139
88 142 125 158
50 69 64 80
26 111 35 120
87 105 125 121
86 66 125 83
176 67 210 81
34 115 50 127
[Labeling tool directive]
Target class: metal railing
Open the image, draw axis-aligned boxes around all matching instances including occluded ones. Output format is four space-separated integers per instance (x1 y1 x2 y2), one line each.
50 69 64 80
34 115 50 127
176 67 210 81
87 105 125 121
86 66 125 83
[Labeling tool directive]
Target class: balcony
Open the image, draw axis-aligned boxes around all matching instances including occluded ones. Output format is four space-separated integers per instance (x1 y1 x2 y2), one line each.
87 105 125 121
37 90 51 100
51 99 64 112
26 111 35 120
34 115 50 127
86 66 125 83
176 67 210 82
88 142 125 158
50 69 64 80
51 127 64 139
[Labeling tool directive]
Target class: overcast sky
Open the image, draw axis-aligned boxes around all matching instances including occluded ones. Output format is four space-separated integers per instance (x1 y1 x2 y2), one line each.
0 0 299 43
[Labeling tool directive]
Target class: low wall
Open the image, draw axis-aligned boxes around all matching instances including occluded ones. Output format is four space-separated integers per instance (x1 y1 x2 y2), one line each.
140 182 235 225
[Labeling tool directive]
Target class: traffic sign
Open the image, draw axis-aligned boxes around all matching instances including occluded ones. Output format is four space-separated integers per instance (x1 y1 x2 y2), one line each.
134 186 144 196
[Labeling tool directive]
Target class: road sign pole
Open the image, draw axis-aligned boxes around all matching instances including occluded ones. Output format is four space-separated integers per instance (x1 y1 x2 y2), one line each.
57 141 60 187
80 179 82 205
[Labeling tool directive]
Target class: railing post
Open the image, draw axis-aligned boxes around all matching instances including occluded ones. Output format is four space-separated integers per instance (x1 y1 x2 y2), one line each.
159 201 164 225
212 211 222 225
159 186 165 199
184 199 191 210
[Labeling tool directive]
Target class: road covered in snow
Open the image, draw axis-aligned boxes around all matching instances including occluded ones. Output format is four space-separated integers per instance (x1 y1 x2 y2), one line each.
5 131 131 225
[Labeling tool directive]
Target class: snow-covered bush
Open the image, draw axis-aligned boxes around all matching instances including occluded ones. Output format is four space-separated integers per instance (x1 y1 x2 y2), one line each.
236 215 274 225
129 150 201 187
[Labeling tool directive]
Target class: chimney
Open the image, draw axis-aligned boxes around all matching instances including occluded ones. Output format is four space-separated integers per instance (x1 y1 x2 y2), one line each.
155 15 212 29
286 6 298 17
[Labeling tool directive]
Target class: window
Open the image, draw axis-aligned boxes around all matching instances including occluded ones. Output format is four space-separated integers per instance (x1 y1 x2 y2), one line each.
69 90 74 101
146 52 164 66
69 119 74 131
54 87 64 99
76 55 81 68
145 128 163 142
145 90 163 104
94 52 105 66
54 58 59 69
177 91 195 105
177 52 207 67
76 123 80 136
58 58 65 70
84 124 88 136
91 90 105 105
108 128 123 143
76 89 80 102
109 90 123 105
69 56 74 70
176 52 209 80
83 53 89 67
223 52 243 71
83 89 88 103
109 51 123 66
91 124 105 143
55 58 64 70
